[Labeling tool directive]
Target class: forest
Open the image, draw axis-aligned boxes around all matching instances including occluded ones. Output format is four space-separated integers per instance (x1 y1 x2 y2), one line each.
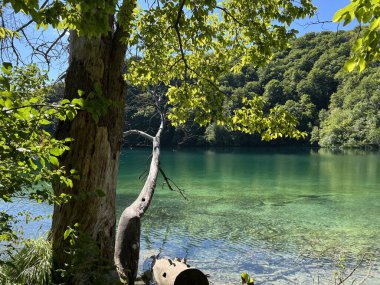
126 29 380 148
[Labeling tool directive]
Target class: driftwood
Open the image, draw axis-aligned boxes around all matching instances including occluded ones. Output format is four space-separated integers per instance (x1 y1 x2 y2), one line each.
152 258 209 285
114 118 164 284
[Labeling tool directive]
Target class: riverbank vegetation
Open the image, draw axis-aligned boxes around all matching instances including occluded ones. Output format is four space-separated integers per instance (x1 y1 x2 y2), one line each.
126 29 380 149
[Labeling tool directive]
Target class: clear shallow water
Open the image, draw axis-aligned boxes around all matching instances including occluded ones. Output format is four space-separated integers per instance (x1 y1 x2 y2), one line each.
117 148 380 284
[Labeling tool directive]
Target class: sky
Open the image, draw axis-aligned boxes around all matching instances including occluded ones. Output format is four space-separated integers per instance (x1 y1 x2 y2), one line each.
293 0 357 35
21 0 356 80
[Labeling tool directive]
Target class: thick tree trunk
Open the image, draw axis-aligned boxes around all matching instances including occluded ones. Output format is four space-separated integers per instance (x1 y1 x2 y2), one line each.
114 121 164 284
51 25 128 284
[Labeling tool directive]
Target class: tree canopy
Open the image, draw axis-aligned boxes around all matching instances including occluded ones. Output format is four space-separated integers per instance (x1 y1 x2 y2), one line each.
126 30 380 149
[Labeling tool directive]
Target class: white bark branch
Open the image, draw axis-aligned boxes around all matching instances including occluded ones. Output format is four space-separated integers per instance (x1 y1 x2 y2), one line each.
115 118 164 284
123 129 154 141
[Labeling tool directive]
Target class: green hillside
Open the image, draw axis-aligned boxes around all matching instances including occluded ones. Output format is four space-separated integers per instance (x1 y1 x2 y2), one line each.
126 29 380 148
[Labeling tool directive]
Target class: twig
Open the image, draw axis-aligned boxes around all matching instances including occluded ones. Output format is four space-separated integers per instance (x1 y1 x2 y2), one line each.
158 166 187 200
215 5 245 27
336 254 370 285
138 154 152 181
173 0 188 82
44 28 68 66
357 257 374 285
15 0 49 32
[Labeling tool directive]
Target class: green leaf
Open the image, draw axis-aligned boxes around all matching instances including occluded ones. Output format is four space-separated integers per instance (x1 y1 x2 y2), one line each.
66 109 76 120
344 58 357 72
241 272 250 283
64 228 73 240
50 147 65 156
369 17 380 30
358 57 366 72
72 98 84 107
333 9 347 22
0 28 5 39
1 62 12 74
49 156 59 167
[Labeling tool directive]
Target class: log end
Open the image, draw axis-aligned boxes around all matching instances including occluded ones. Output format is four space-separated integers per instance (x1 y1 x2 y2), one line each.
174 268 209 285
152 258 209 285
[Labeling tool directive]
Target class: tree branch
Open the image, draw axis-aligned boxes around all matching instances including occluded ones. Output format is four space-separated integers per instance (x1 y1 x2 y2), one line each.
44 28 68 66
215 5 245 27
336 253 372 285
159 166 187 200
115 115 164 284
15 0 49 32
123 129 154 141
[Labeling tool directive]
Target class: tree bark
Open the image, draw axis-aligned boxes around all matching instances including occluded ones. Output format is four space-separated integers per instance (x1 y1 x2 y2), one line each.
114 120 164 284
51 22 128 284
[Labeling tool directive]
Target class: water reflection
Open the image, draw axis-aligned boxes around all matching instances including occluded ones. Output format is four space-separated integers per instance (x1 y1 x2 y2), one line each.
117 148 380 284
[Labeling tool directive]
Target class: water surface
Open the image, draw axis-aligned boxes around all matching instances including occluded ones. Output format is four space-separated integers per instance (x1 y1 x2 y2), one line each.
117 148 380 284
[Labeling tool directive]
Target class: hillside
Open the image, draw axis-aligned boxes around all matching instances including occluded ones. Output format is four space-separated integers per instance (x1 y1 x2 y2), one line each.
125 29 380 148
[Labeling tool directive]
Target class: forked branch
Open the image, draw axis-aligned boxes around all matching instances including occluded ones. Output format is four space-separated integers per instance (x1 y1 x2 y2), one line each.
115 118 164 284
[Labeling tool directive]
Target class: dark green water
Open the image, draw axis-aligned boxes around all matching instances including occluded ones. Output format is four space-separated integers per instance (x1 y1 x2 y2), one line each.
117 148 380 284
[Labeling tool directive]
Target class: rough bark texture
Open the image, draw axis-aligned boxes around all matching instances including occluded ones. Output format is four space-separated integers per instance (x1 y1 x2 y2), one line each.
114 122 163 284
51 23 128 284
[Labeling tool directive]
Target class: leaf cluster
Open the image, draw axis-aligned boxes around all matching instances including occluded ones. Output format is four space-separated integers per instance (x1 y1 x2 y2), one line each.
126 0 316 139
0 63 81 252
3 0 117 37
333 0 380 72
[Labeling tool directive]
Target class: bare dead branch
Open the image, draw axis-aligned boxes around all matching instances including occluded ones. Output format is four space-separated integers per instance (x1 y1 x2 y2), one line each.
336 253 372 285
357 257 374 285
138 154 152 181
44 28 68 66
115 115 164 283
159 166 188 200
123 129 154 141
296 13 334 32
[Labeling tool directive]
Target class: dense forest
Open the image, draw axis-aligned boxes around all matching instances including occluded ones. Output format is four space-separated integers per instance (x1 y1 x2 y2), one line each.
125 29 380 149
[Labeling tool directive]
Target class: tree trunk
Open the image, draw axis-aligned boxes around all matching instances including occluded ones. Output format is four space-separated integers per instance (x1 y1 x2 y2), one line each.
114 121 164 284
51 25 128 284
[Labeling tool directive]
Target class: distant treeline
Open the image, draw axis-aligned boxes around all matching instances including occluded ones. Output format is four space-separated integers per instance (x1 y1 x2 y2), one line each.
124 29 380 149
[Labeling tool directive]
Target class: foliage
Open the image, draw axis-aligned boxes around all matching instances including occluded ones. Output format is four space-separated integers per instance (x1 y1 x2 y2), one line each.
126 29 380 148
125 0 315 139
2 0 118 37
241 272 254 285
311 65 380 148
333 0 380 72
0 238 52 285
0 63 80 256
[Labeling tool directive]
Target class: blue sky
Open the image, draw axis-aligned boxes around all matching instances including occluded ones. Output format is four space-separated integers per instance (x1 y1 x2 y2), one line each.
42 0 355 79
136 0 355 35
293 0 357 35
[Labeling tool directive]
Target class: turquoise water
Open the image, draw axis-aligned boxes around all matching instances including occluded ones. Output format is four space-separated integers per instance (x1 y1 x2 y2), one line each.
117 148 380 284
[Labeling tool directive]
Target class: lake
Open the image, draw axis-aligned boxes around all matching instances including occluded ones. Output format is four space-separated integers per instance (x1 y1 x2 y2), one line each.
3 147 379 284
117 148 380 284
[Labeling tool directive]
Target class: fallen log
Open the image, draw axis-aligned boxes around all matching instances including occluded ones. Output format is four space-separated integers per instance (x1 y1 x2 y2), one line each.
152 258 209 285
